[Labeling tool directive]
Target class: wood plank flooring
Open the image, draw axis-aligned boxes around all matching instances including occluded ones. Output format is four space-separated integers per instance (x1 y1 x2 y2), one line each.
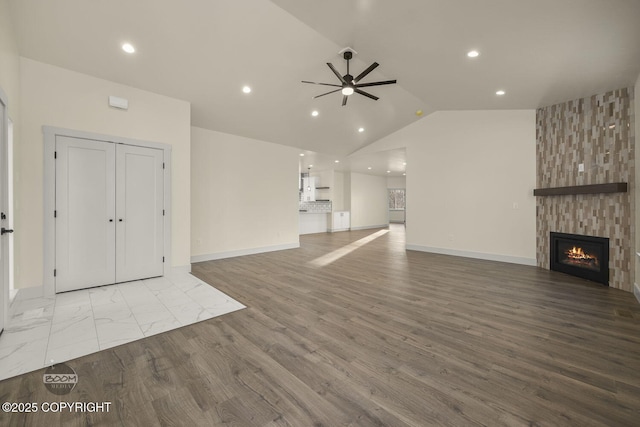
1 224 639 426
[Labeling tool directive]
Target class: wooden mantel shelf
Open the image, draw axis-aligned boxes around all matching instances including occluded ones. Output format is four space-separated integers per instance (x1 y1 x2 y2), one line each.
533 182 627 196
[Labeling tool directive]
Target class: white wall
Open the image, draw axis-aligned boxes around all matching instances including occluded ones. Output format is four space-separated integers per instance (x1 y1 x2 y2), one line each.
18 58 191 288
350 172 388 230
311 169 333 203
191 127 300 261
352 110 536 265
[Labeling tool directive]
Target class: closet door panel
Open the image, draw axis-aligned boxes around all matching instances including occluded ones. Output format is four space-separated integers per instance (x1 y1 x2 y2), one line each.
115 144 164 282
55 136 116 292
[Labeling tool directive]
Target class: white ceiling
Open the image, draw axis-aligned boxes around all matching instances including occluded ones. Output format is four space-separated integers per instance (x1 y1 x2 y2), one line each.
8 0 640 175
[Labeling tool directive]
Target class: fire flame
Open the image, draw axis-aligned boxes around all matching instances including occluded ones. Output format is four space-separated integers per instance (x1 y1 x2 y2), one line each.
566 246 597 263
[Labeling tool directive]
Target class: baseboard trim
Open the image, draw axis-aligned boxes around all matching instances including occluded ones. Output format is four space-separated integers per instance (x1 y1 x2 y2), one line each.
350 224 389 231
406 244 537 266
9 287 45 318
634 283 640 304
171 265 191 275
191 242 300 263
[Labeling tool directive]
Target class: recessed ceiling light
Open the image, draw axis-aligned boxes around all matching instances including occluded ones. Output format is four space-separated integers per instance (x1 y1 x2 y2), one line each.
358 127 365 133
122 43 135 54
299 153 305 157
311 110 319 117
309 164 313 167
334 160 340 163
403 173 406 176
386 170 391 174
496 90 505 96
367 167 372 170
467 50 479 58
242 86 252 94
403 162 406 166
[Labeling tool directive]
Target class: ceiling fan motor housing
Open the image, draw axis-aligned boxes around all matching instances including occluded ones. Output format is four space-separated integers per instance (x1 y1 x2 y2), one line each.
302 49 397 106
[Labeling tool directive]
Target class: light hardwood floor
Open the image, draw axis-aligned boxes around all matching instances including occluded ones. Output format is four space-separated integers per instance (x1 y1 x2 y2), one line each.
1 224 639 426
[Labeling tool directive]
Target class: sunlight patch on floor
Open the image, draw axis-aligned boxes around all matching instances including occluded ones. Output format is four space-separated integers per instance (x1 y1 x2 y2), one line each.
307 229 389 268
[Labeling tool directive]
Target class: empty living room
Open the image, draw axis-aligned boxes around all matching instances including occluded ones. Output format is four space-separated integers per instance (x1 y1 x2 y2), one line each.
1 1 639 426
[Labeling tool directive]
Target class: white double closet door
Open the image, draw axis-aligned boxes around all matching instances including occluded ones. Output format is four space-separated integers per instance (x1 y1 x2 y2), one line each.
55 136 164 293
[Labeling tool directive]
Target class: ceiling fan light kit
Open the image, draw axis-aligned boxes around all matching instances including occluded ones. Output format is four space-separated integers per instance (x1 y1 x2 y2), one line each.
302 49 397 106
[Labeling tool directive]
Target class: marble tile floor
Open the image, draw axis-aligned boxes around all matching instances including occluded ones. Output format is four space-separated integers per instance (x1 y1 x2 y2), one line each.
0 272 246 381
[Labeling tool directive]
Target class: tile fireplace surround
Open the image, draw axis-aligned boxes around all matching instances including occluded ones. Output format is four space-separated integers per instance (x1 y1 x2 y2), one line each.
536 87 635 291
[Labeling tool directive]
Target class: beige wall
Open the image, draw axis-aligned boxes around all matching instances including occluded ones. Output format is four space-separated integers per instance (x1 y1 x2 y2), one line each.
332 171 345 211
387 176 406 188
190 127 299 260
352 110 537 264
18 58 191 288
350 172 389 229
0 0 20 136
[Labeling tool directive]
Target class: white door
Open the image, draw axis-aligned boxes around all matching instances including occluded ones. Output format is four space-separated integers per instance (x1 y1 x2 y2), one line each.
115 144 164 282
55 136 116 292
0 89 8 334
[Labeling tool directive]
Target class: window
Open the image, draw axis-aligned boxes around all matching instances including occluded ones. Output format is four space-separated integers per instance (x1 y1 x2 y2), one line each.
388 188 405 210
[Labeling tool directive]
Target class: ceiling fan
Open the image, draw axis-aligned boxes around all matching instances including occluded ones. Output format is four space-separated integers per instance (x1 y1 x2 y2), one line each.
302 49 397 106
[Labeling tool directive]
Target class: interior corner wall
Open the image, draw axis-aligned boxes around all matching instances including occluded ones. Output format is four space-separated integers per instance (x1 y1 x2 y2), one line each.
350 172 388 229
18 58 191 289
190 127 300 261
404 110 537 264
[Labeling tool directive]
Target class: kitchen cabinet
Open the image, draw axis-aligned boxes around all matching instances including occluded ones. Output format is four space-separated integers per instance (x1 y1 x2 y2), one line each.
331 211 350 232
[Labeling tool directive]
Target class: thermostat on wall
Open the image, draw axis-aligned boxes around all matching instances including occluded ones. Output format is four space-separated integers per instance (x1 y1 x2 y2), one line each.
108 96 129 110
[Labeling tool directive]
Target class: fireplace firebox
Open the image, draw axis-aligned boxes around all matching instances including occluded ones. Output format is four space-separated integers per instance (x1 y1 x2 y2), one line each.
550 232 609 285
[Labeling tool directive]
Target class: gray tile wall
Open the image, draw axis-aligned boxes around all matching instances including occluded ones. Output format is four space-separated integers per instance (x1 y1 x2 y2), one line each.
536 87 635 291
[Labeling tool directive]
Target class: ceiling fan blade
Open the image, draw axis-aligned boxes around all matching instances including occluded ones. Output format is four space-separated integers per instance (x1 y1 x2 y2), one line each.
342 95 348 106
327 63 347 84
354 88 379 101
354 62 379 83
355 80 397 88
313 88 342 99
302 81 342 87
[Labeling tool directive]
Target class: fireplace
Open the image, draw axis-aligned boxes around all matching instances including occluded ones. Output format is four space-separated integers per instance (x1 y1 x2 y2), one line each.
550 232 609 285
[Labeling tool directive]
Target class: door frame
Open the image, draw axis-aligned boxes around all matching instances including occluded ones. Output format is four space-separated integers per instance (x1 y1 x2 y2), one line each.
43 126 172 296
0 87 8 331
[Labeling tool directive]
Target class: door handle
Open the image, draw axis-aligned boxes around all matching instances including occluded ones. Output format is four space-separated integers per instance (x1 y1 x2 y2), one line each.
118 219 124 222
1 228 14 235
109 219 114 222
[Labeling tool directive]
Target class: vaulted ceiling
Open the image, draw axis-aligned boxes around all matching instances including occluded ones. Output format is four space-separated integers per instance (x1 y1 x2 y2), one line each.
8 0 640 174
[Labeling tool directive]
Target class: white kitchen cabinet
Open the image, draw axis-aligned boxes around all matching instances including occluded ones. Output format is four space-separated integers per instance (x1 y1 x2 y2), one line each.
55 136 164 292
331 211 350 232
